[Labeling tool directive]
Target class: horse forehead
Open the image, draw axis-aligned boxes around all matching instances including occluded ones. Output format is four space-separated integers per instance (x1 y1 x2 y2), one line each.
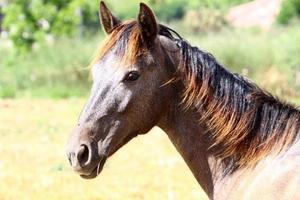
92 55 125 79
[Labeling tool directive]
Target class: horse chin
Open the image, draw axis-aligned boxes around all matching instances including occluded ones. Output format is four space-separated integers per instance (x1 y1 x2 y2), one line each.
80 157 107 179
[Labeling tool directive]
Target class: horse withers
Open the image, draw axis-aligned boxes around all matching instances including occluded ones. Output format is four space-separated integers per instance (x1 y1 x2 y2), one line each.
66 2 300 199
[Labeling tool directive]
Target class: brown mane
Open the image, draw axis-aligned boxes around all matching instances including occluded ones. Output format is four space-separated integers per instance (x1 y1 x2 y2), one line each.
177 40 300 173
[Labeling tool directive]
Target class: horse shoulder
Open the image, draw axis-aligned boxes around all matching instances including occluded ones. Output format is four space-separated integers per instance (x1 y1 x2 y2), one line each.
243 149 300 200
220 149 300 200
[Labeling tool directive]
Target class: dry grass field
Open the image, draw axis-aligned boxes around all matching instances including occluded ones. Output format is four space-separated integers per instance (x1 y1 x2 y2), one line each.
0 99 208 200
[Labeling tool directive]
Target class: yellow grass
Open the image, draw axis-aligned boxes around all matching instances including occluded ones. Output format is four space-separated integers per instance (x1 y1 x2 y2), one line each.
0 99 208 200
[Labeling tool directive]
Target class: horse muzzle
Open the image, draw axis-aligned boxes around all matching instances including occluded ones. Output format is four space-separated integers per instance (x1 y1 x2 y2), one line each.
66 123 108 179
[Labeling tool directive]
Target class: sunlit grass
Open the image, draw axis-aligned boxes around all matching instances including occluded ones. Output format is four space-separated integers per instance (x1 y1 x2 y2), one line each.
0 99 207 200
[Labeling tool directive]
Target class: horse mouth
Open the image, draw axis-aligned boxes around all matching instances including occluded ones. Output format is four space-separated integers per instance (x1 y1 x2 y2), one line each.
80 157 107 179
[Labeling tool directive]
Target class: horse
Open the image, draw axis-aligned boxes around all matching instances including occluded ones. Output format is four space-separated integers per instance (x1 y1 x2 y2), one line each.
66 2 300 199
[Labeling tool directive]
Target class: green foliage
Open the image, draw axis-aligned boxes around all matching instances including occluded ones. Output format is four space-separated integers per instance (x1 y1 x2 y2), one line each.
151 0 185 22
106 0 185 22
182 9 226 33
0 35 102 98
187 0 251 10
107 0 251 22
2 0 98 51
278 0 300 24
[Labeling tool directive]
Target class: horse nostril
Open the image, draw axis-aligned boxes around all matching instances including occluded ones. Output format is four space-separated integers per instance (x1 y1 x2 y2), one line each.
76 144 90 167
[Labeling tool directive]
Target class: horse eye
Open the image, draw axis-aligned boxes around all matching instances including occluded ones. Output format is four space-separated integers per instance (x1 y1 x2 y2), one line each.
124 71 140 82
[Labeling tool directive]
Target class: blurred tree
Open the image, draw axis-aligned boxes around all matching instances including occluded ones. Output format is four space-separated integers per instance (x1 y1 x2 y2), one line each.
2 0 98 51
0 6 3 32
278 0 300 24
107 0 185 22
187 0 251 10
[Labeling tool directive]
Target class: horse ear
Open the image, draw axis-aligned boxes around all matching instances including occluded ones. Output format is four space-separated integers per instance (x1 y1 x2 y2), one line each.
99 1 121 34
137 3 158 45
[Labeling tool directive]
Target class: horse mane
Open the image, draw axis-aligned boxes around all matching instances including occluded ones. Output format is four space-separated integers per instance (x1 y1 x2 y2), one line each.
93 20 300 174
177 39 300 173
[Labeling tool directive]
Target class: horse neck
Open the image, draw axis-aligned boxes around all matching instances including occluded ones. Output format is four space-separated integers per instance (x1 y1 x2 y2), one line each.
157 92 215 198
157 38 300 199
157 93 243 199
156 96 282 200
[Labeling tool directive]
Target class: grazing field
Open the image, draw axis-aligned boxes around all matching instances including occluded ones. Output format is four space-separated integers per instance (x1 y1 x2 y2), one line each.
0 99 207 200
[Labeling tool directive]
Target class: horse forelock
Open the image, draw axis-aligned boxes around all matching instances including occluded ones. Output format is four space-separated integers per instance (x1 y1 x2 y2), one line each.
90 20 142 67
90 20 178 69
